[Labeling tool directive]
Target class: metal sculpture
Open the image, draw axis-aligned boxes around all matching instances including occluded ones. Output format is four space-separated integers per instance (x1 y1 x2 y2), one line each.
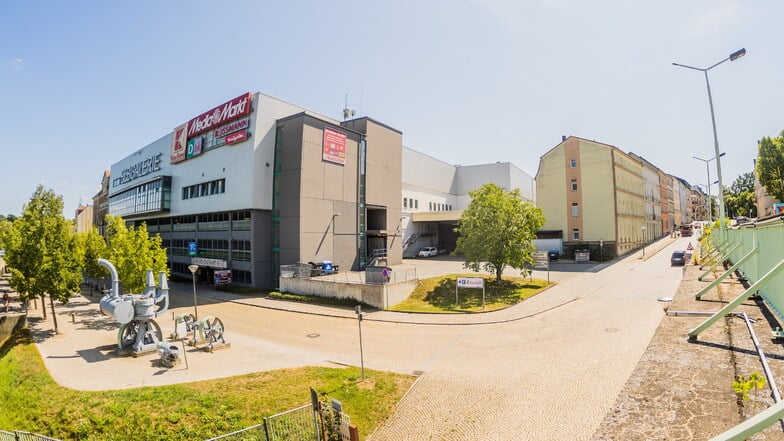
98 258 169 356
171 312 229 352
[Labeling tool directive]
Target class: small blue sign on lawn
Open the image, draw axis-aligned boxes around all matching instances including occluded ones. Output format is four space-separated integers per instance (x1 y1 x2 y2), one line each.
188 242 197 256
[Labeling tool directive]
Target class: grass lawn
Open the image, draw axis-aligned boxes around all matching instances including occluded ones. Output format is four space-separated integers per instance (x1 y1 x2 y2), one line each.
389 274 553 313
0 330 414 441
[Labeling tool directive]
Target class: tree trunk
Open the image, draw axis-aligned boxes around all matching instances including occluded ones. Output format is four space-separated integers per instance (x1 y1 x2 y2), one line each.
49 295 59 334
496 266 503 283
40 295 46 319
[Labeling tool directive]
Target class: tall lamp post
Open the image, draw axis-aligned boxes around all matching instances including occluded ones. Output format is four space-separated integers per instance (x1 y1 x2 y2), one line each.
674 48 746 239
692 152 725 221
188 264 199 320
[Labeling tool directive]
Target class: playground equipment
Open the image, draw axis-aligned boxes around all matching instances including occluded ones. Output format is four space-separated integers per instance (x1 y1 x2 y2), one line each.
98 258 169 356
171 312 229 352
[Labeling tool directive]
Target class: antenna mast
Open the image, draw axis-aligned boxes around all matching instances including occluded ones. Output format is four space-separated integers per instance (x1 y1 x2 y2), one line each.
342 93 356 121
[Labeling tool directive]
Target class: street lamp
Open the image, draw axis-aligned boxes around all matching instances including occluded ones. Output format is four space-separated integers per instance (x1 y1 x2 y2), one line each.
674 47 746 239
692 153 725 221
188 264 199 320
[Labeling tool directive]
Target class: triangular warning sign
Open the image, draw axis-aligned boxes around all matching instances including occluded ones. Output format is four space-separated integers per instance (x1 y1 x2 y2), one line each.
687 242 694 251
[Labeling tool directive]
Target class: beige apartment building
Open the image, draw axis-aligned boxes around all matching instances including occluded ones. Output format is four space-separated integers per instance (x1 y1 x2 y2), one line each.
536 136 646 257
536 136 695 258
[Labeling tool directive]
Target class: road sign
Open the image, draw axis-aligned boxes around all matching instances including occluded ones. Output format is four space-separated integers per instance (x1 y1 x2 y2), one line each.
188 241 197 256
687 242 694 251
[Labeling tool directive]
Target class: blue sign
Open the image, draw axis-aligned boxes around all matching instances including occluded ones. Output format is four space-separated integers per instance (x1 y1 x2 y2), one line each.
188 242 197 256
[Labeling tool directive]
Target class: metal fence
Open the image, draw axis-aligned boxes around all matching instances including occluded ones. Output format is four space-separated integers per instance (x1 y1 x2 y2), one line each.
280 265 417 286
204 423 266 441
0 431 61 441
262 403 352 441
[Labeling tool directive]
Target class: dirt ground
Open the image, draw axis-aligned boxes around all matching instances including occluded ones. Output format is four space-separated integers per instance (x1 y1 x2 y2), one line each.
593 247 784 441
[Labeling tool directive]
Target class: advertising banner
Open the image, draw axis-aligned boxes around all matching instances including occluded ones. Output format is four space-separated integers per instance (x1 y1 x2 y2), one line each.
214 269 232 286
322 127 347 165
170 123 188 164
186 137 203 159
187 92 252 138
225 130 247 145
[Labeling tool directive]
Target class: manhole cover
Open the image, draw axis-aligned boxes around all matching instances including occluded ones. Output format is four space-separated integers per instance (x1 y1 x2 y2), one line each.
604 328 618 333
307 333 320 338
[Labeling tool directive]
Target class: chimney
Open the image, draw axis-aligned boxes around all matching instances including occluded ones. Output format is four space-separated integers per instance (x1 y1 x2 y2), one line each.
561 135 567 142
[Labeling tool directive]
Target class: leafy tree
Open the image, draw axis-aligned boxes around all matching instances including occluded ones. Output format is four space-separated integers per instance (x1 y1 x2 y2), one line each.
756 131 784 201
104 215 168 294
79 227 108 296
730 172 755 194
3 186 83 333
721 173 757 219
454 183 545 282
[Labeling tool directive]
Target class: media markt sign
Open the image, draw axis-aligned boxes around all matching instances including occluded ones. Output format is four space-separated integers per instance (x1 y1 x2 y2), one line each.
191 257 227 269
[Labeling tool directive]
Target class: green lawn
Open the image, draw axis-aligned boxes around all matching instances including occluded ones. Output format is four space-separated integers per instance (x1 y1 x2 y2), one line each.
0 330 414 441
389 274 553 313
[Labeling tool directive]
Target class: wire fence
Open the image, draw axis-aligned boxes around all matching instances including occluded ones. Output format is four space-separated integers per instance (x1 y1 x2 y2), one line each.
0 431 62 441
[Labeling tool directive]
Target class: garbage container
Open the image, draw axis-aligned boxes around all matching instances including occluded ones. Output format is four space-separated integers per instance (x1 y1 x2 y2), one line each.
548 250 559 261
322 260 334 275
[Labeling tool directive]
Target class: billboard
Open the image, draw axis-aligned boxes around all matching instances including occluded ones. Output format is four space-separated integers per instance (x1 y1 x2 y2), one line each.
322 127 347 165
170 92 253 164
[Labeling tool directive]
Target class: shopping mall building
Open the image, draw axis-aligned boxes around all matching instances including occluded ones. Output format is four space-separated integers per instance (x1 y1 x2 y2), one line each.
107 91 535 289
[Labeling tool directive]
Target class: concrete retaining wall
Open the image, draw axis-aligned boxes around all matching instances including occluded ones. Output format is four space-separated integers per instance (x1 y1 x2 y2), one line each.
279 278 417 309
0 313 26 347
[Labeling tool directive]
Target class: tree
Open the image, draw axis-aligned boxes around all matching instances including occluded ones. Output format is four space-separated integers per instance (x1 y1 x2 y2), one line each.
3 186 83 333
454 183 545 282
756 131 784 201
731 172 755 194
104 215 168 294
79 227 108 295
723 173 757 219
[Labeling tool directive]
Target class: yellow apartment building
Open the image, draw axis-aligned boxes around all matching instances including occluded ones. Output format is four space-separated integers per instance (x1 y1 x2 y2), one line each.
536 136 646 258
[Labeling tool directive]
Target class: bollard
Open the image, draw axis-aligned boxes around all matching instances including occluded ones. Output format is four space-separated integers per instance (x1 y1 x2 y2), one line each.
71 312 75 323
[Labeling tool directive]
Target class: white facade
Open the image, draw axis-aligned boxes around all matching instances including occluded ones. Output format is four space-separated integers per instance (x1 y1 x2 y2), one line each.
109 93 319 218
400 146 536 256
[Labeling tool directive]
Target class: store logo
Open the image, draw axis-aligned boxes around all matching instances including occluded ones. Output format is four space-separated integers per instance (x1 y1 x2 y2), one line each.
170 123 188 164
225 130 247 145
187 93 252 137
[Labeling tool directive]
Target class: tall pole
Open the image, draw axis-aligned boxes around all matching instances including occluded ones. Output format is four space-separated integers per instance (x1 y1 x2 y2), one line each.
674 48 746 241
188 264 199 320
705 161 712 221
704 70 726 238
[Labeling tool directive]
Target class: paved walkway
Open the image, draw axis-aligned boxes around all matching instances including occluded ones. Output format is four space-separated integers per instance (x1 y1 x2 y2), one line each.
4 236 693 440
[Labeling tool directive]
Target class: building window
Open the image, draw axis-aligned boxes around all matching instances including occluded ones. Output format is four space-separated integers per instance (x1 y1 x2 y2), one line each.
571 179 578 191
570 158 576 168
573 229 580 240
572 203 579 217
414 200 418 209
403 198 408 208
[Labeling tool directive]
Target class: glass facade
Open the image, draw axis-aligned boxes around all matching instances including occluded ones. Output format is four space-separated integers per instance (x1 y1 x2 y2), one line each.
108 176 171 217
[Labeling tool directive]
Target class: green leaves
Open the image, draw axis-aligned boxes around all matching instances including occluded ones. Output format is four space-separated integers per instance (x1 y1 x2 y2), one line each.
455 184 545 282
757 131 784 202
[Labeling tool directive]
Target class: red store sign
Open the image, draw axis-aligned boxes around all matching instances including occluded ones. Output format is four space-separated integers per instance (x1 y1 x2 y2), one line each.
187 92 252 137
225 130 248 145
214 117 249 138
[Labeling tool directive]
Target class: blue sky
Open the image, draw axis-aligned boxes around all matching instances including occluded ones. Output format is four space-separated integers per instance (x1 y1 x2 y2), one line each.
1 1 782 217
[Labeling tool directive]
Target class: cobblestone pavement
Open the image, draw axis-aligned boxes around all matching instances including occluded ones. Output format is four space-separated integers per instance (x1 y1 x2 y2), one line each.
12 236 753 441
593 246 784 441
367 237 686 441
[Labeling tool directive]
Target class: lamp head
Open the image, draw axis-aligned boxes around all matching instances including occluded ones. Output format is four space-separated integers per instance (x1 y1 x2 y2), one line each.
729 48 746 61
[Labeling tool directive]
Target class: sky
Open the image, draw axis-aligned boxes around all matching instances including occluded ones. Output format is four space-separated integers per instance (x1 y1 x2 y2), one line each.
1 0 783 217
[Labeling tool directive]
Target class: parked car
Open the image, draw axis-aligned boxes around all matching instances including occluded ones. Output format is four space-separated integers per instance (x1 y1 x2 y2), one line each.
671 250 686 266
418 247 438 258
